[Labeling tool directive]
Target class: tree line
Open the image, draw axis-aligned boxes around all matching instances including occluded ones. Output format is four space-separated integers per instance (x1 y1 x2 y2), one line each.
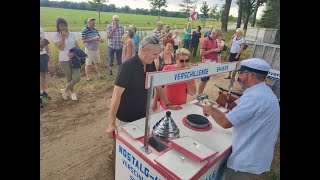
40 0 189 19
40 0 238 22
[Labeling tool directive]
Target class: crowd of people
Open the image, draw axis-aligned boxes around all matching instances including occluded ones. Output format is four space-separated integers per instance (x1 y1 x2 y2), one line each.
41 15 279 180
40 17 242 108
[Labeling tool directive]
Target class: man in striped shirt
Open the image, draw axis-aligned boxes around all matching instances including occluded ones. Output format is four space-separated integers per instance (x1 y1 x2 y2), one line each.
152 21 166 51
81 18 104 80
106 15 125 77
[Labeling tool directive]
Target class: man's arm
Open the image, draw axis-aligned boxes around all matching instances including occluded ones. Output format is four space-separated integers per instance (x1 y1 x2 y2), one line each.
44 44 49 55
106 25 115 39
200 47 221 56
200 39 221 56
203 106 233 129
106 85 125 138
81 30 99 43
236 44 244 58
82 37 99 43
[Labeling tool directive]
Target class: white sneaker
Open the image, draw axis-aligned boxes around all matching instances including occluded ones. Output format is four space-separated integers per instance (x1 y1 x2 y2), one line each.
71 93 77 101
60 89 67 100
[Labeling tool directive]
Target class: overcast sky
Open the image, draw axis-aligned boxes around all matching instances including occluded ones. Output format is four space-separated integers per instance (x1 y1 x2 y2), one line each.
52 0 265 18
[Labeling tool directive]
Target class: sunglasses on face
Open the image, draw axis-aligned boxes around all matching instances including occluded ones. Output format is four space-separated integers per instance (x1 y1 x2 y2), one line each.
179 59 189 63
141 36 159 49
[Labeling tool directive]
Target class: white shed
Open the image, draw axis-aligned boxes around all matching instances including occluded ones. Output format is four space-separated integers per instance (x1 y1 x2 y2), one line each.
245 27 277 44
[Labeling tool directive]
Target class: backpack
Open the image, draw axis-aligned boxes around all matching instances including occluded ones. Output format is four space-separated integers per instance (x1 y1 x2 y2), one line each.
243 43 248 50
221 39 228 51
69 47 88 68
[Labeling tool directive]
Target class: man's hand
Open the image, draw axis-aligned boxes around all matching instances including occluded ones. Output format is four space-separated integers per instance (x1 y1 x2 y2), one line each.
152 100 158 112
99 37 104 43
168 104 182 110
203 105 214 117
106 123 117 139
60 30 67 39
67 52 74 59
112 25 117 32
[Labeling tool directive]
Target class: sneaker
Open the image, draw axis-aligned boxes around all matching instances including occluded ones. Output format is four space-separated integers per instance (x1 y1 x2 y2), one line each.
41 91 51 100
60 89 68 100
71 93 77 101
109 71 113 77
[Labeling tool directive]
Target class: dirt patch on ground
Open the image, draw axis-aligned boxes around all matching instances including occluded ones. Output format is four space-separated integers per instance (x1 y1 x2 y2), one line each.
40 72 279 180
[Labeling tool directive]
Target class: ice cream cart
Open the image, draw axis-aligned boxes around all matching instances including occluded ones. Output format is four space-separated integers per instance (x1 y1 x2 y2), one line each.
114 61 238 180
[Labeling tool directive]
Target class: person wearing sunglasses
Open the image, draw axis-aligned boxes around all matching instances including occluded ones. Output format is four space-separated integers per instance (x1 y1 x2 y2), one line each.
198 28 223 96
152 48 196 111
106 35 176 159
203 58 279 180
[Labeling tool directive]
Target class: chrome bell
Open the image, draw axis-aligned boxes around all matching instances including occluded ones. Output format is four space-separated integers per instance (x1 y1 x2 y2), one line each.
152 111 180 141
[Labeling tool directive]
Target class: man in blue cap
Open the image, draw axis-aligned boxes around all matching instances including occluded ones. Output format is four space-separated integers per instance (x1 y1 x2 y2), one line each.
203 58 280 180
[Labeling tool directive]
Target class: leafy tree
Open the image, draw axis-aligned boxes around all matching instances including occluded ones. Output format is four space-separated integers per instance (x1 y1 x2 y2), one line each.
229 15 237 22
221 0 232 31
148 0 168 21
257 0 280 43
161 9 168 17
242 0 256 30
88 0 107 24
251 0 267 27
200 1 210 26
123 5 131 14
109 4 116 12
179 0 197 21
209 4 221 22
236 0 244 28
149 8 159 16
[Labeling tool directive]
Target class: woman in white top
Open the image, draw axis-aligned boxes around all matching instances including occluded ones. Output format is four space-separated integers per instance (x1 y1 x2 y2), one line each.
173 29 181 54
216 34 225 62
225 28 246 79
53 18 80 101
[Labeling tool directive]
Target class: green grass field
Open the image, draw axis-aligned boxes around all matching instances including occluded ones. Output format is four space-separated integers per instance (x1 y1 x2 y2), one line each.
45 29 251 97
40 7 234 32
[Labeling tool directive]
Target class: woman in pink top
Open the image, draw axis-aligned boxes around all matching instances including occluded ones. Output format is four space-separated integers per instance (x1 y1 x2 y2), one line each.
152 48 197 111
121 29 135 62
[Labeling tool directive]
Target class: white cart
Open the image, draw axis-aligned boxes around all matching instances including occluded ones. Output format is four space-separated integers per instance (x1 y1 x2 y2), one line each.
115 61 238 180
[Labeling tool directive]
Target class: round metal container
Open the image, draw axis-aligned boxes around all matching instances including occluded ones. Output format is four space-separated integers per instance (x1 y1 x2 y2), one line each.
186 114 209 129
